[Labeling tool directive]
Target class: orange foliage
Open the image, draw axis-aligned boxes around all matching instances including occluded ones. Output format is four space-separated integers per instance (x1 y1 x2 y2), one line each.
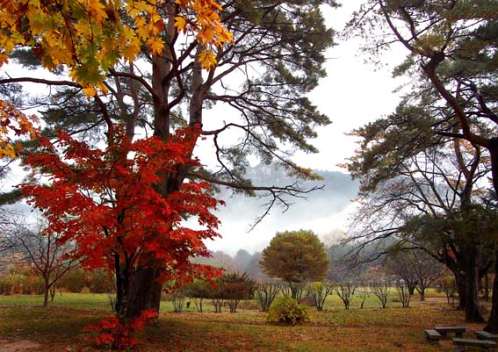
0 0 232 89
21 125 221 276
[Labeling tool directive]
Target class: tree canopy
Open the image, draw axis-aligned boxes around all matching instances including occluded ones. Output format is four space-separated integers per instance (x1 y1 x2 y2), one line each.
260 230 329 283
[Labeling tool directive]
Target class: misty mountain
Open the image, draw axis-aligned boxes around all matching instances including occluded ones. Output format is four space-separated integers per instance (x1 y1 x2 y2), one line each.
211 164 359 253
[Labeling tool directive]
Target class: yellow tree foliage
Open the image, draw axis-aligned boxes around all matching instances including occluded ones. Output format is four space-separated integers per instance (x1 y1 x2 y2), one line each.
0 0 232 88
0 0 232 158
0 100 38 158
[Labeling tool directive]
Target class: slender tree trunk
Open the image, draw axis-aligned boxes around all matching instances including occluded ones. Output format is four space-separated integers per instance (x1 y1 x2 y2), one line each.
408 285 416 296
43 278 49 307
50 287 56 302
418 288 425 301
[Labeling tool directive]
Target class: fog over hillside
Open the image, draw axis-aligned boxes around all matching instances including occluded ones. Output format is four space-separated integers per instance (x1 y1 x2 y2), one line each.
1 162 359 255
208 163 359 254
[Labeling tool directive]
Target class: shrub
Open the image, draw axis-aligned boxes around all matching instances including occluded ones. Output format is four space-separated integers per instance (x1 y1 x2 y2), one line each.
184 280 212 312
60 269 87 293
23 275 44 295
220 272 255 313
356 288 370 309
282 282 306 301
89 269 115 293
437 275 457 305
267 296 308 325
81 286 91 293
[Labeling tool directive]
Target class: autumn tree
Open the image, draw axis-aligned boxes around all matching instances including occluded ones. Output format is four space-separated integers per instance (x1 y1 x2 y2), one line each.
347 0 498 331
260 230 329 299
219 272 255 313
0 0 336 323
22 127 222 322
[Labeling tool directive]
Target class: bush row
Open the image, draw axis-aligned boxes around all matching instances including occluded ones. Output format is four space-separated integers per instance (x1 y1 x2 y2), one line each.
168 278 449 314
0 268 115 295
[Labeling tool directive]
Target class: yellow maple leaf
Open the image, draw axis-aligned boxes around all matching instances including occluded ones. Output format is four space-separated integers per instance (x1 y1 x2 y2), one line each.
174 16 187 32
1 143 16 159
198 50 217 70
82 86 97 97
147 38 164 55
88 0 107 23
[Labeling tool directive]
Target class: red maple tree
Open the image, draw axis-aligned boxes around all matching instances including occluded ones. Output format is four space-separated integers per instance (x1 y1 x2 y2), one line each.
21 124 223 348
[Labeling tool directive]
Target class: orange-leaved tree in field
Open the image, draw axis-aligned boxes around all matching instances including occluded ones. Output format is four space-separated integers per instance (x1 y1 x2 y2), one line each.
21 124 223 348
0 0 232 327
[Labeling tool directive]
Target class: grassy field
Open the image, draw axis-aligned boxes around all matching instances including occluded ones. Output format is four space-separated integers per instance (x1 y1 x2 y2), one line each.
0 291 486 351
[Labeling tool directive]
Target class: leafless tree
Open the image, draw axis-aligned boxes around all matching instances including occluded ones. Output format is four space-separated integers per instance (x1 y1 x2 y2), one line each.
372 282 390 309
336 282 356 310
6 221 78 306
396 281 411 308
255 282 281 312
348 143 492 322
308 282 333 311
356 287 370 309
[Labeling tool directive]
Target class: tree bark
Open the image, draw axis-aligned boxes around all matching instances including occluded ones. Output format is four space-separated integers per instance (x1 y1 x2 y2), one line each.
483 274 490 301
464 247 484 322
408 285 416 296
418 288 425 301
455 273 467 310
129 46 206 318
485 251 498 332
485 141 498 332
43 279 49 307
125 267 162 320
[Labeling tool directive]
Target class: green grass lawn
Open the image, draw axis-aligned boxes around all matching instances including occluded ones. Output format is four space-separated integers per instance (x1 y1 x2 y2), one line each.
0 291 483 351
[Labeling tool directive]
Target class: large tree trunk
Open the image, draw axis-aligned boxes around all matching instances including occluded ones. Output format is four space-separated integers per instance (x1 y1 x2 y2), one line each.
115 263 162 320
455 273 467 310
463 247 484 322
483 274 490 301
485 141 498 332
125 267 162 320
485 251 498 332
128 46 206 319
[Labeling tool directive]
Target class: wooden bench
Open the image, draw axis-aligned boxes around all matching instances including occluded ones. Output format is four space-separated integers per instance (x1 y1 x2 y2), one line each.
476 331 498 341
425 329 442 343
452 338 496 351
435 325 466 338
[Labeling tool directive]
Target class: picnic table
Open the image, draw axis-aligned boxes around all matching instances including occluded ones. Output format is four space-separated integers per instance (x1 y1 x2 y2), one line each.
424 329 442 343
452 337 496 351
435 325 466 338
476 331 498 341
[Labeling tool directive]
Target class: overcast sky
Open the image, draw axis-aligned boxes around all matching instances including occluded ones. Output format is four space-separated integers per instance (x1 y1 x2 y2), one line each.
207 1 409 254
